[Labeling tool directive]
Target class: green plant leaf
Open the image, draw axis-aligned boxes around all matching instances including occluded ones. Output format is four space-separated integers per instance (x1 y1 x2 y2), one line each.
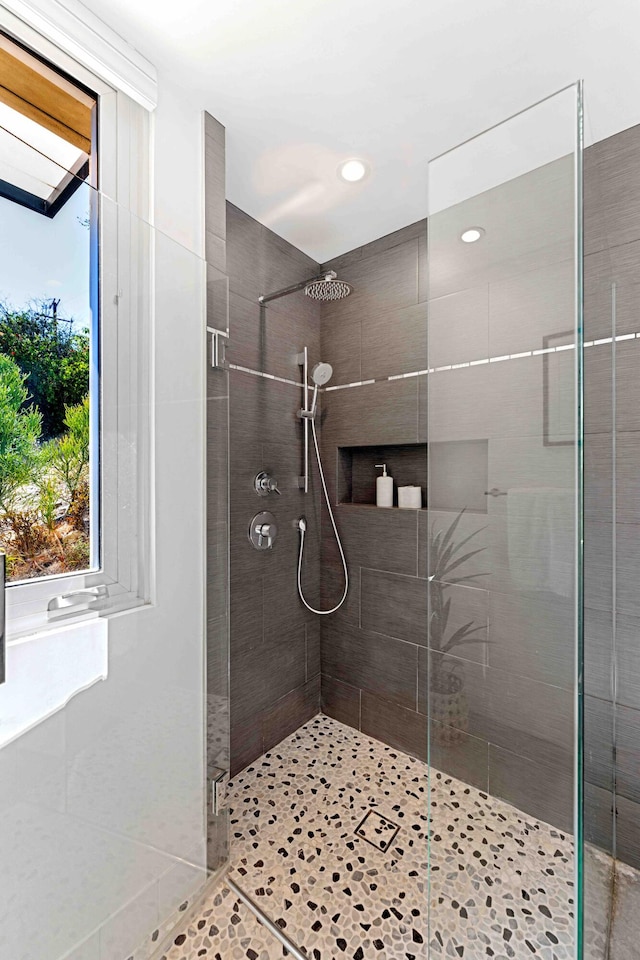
438 525 486 571
442 623 487 652
446 572 489 585
438 508 465 555
440 547 486 578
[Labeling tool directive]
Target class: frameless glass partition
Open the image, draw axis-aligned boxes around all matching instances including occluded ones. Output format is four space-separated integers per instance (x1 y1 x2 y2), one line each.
425 84 584 956
0 185 227 960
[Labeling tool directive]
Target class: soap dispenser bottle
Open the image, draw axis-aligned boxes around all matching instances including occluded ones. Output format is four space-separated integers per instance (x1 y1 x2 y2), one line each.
375 463 393 507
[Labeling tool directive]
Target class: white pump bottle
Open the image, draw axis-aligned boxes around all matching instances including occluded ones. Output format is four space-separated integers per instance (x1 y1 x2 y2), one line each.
375 463 393 507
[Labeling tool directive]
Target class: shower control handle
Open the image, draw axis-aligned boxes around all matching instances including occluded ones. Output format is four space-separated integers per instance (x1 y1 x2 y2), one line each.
257 524 273 547
249 512 278 550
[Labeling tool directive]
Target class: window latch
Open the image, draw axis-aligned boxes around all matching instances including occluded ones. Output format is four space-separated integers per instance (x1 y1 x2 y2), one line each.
48 584 109 614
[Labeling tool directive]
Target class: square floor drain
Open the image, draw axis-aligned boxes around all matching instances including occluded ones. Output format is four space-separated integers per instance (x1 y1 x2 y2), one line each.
354 809 400 852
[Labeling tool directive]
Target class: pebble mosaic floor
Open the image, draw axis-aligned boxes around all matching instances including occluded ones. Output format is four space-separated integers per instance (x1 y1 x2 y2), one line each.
162 715 613 960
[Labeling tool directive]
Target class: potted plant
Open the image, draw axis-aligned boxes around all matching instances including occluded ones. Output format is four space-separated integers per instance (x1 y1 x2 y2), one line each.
428 509 487 745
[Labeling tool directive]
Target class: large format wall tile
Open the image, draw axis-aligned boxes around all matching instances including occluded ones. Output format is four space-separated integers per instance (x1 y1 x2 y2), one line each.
489 258 574 358
322 621 418 711
488 744 573 833
424 363 491 442
616 614 640 710
616 523 640 618
321 234 421 385
585 239 640 339
360 568 428 646
418 508 489 584
360 692 428 762
322 377 419 447
616 795 640 871
487 591 574 688
227 202 319 303
428 285 489 368
262 677 320 753
226 206 321 776
332 505 419 577
321 675 361 728
227 290 321 381
584 124 640 256
310 132 640 872
360 301 428 380
428 651 574 758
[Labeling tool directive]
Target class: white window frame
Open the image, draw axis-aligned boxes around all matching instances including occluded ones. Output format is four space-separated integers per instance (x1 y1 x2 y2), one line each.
1 5 156 637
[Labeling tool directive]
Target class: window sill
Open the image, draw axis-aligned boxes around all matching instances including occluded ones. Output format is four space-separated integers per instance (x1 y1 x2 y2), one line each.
1 617 109 748
7 593 150 644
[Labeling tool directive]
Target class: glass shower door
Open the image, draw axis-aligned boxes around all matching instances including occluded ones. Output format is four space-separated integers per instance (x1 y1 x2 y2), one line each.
424 84 584 957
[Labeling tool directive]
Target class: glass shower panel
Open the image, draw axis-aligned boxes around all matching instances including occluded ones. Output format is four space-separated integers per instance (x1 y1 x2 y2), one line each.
425 85 583 957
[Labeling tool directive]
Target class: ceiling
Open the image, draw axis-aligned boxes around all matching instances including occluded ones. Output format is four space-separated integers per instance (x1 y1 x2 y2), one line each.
83 0 640 262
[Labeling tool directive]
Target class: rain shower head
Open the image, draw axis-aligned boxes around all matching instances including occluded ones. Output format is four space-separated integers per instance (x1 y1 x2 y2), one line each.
311 361 333 386
304 273 352 302
258 270 352 305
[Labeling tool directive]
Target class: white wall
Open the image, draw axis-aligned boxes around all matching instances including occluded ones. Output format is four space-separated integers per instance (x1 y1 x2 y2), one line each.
0 14 209 960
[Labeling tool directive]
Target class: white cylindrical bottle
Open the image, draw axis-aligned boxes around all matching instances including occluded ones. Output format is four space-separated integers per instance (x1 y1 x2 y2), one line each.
375 463 393 507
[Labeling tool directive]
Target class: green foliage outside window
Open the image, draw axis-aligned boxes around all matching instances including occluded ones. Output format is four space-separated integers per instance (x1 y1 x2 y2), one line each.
0 304 91 581
0 301 90 440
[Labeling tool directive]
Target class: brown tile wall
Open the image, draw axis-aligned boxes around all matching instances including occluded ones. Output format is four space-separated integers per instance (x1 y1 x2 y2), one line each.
218 123 640 869
317 132 640 868
225 203 322 776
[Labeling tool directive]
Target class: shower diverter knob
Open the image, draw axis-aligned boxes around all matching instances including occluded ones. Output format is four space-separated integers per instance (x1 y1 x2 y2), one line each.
249 511 278 550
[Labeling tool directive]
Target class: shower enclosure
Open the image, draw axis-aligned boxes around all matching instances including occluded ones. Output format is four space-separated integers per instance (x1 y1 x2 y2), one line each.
8 65 640 960
194 84 591 959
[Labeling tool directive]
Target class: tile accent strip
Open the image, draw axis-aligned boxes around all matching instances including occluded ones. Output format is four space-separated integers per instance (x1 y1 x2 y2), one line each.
228 330 635 397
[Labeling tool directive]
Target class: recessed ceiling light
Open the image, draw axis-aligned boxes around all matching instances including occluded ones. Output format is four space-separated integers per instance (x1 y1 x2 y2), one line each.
338 158 368 182
460 227 485 243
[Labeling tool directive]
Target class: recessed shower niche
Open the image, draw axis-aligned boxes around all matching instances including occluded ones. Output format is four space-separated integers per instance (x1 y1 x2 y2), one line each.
336 439 487 511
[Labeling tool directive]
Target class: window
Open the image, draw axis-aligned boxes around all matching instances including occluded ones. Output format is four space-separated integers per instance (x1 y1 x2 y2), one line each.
1 22 153 636
0 33 96 584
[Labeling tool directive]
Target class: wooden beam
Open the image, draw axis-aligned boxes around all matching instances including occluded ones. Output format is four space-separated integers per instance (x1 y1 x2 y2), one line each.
0 45 93 153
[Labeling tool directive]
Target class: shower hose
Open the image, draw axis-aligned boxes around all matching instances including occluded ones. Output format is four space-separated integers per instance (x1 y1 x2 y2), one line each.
297 389 349 615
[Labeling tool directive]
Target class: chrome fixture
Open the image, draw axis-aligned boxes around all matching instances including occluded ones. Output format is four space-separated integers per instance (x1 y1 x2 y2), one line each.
210 767 229 816
296 353 349 616
254 471 281 497
258 270 352 305
207 326 229 369
249 511 278 550
310 361 333 386
484 487 508 497
298 361 333 427
304 275 352 302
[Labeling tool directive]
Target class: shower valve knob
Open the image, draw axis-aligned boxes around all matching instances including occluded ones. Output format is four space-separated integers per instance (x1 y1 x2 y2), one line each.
255 471 281 496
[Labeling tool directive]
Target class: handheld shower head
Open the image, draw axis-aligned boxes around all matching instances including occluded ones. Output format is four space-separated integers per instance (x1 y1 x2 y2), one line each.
311 361 333 386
